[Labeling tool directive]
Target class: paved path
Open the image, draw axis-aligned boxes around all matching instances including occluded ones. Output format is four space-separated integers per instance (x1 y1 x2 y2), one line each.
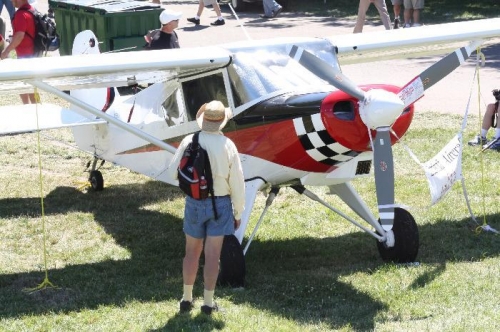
2 0 500 115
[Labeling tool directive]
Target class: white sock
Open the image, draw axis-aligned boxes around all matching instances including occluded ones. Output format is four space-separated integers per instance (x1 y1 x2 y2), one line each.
183 284 193 302
203 289 214 307
218 16 223 20
195 15 200 20
495 128 500 139
481 128 488 138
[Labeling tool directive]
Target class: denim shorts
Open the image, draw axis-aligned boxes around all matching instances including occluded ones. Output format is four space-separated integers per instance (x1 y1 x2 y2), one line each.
183 195 234 238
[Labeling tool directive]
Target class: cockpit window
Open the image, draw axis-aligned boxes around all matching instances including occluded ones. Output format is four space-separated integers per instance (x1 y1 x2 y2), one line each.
182 73 228 121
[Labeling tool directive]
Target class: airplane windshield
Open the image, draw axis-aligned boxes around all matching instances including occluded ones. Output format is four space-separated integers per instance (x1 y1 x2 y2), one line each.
227 39 341 106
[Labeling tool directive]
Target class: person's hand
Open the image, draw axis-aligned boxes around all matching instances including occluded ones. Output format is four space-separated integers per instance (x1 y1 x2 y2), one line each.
234 219 241 230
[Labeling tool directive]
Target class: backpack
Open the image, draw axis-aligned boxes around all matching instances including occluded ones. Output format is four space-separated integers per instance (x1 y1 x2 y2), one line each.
178 132 218 218
18 8 59 56
143 29 160 49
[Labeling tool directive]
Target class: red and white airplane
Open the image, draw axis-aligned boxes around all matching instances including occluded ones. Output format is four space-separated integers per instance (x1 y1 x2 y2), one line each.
1 18 500 285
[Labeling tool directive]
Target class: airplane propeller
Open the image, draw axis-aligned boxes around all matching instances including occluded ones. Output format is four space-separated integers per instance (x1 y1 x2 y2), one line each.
288 40 482 230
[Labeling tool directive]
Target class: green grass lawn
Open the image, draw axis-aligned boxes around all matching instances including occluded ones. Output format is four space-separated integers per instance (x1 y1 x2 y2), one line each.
1 107 500 331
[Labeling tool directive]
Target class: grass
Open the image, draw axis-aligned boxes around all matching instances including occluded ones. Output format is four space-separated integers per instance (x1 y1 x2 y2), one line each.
1 93 500 331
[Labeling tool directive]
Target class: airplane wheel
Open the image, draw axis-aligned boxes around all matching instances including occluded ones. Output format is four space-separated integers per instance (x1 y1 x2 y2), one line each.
217 235 246 288
89 170 104 191
231 0 247 12
376 207 419 263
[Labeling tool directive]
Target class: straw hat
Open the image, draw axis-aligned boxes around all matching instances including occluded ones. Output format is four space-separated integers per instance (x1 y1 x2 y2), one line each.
196 101 231 132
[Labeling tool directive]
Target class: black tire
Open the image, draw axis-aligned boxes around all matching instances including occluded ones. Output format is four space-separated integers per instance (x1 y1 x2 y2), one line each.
217 235 246 288
231 0 247 12
89 170 104 191
376 207 419 263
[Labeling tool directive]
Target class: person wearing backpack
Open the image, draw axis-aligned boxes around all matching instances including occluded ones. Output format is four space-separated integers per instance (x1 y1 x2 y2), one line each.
0 0 37 104
168 100 245 315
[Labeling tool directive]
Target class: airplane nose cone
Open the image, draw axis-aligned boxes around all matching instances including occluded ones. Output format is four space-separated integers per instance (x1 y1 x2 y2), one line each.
359 89 405 129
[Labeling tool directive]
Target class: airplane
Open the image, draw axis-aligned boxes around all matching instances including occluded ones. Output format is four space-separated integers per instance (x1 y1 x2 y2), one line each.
1 18 500 287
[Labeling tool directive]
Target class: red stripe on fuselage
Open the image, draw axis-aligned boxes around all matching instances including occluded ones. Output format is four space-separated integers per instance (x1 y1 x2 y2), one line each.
225 120 333 173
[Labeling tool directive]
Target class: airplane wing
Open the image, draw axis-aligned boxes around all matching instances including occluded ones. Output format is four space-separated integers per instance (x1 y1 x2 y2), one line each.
0 104 106 135
330 18 500 64
0 46 233 94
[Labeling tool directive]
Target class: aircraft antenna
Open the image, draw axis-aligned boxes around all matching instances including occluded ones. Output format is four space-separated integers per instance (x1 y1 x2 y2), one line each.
227 3 252 41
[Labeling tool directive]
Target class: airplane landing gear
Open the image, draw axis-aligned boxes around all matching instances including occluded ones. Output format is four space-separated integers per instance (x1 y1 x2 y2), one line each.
89 170 104 191
85 157 105 191
377 207 419 263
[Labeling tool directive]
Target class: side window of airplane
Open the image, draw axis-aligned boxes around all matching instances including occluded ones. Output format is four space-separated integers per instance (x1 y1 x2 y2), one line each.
333 100 356 121
182 73 228 121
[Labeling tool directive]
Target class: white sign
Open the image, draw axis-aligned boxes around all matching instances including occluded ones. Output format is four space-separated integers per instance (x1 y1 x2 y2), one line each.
422 134 462 205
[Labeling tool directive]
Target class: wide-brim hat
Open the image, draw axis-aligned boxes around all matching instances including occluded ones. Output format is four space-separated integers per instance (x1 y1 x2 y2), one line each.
196 101 231 132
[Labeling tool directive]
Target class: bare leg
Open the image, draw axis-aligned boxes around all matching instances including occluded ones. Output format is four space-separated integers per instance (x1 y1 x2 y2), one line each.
353 0 370 33
183 235 204 286
196 0 204 17
203 235 224 291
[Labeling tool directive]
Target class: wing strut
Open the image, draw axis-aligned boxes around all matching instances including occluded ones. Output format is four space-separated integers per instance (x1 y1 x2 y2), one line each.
29 80 177 155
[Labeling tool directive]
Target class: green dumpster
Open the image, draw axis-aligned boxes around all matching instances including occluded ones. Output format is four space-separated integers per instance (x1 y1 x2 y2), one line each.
48 0 163 56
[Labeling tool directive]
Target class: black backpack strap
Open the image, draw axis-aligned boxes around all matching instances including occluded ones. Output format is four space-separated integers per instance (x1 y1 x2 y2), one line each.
196 132 218 220
204 152 218 220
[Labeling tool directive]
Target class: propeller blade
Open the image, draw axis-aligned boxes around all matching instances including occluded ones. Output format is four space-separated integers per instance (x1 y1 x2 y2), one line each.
288 45 366 100
372 128 395 230
398 40 483 108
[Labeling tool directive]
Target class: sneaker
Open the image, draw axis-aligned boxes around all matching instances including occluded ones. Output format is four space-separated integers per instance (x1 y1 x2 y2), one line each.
200 303 218 315
210 19 225 26
412 23 422 27
260 14 272 19
179 300 194 313
403 23 411 28
468 135 488 146
272 6 283 18
393 18 399 29
482 137 500 151
187 17 200 25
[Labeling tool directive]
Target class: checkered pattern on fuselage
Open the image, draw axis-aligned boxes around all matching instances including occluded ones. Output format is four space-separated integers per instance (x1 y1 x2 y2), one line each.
293 114 359 166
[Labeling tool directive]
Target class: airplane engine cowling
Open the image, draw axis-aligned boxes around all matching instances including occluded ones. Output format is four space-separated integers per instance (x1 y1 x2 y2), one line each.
320 84 414 152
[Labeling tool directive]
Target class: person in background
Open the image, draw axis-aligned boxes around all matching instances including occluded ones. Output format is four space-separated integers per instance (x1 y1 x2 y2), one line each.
0 0 15 20
261 0 282 19
391 0 403 29
168 100 245 315
403 0 424 27
0 33 5 52
145 9 182 50
353 0 391 33
187 0 225 26
0 0 37 104
468 89 500 151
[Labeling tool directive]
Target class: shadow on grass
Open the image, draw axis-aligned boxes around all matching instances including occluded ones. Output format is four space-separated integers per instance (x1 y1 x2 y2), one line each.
1 182 500 330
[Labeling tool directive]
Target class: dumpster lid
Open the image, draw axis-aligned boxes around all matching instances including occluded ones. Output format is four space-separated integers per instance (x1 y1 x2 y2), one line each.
50 0 161 12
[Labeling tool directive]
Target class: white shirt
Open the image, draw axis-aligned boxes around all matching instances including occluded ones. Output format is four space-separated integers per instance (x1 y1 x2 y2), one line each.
168 131 245 220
